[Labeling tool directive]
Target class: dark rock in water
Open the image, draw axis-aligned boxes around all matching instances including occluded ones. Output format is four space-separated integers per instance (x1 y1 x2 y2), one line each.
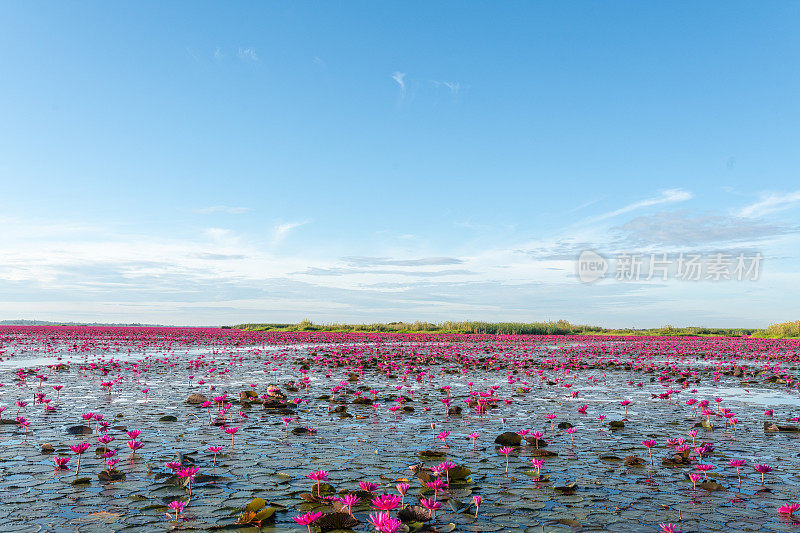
530 448 558 457
352 397 372 405
332 405 348 413
291 426 314 435
698 480 724 491
448 405 462 416
185 393 208 404
72 477 91 485
316 512 359 531
41 443 54 454
663 451 692 466
98 469 126 482
494 432 522 446
764 421 800 432
339 412 353 419
554 482 578 494
159 415 178 422
525 437 548 448
625 455 646 466
266 387 287 400
264 407 296 416
402 406 414 412
557 421 574 429
609 421 625 429
67 425 93 435
262 398 291 409
347 373 360 382
239 390 257 400
397 505 432 523
418 450 446 459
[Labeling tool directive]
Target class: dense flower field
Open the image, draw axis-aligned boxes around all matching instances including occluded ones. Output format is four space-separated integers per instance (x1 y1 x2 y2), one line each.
1 326 799 532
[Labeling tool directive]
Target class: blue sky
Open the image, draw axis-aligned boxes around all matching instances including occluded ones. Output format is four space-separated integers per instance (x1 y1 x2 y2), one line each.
1 2 799 327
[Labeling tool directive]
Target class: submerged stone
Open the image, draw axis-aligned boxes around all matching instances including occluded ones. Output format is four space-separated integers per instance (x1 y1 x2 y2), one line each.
494 432 522 446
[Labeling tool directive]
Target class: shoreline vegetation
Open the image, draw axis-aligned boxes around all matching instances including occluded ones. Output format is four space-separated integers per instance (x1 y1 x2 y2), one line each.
3 319 797 339
235 319 764 338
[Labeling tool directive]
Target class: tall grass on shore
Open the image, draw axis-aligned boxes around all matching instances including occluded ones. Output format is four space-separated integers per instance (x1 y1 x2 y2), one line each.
234 320 755 337
752 321 800 339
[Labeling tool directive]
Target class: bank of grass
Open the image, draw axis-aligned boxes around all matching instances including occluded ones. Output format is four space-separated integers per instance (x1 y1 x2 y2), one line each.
752 321 800 339
234 320 755 337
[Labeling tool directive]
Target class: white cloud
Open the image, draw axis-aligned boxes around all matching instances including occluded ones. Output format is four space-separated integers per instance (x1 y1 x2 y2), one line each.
739 191 800 218
588 189 692 222
203 228 233 242
195 205 251 215
433 80 460 94
271 220 310 246
237 48 258 61
392 72 406 95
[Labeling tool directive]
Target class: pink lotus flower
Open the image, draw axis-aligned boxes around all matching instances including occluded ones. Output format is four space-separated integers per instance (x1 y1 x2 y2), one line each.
177 466 199 497
53 456 70 470
396 482 410 506
755 464 773 484
339 493 360 514
167 500 186 520
499 446 514 473
293 511 323 533
359 481 379 493
127 440 143 454
372 494 401 511
419 497 443 517
641 440 657 465
224 426 239 447
307 469 329 496
778 503 800 515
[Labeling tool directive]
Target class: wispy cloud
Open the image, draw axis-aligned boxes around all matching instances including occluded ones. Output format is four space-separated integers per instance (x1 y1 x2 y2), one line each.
343 256 464 267
739 191 800 218
203 228 233 242
588 189 692 223
300 267 472 277
195 206 251 215
432 80 460 94
613 210 796 246
391 72 406 97
237 48 259 61
272 220 310 246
